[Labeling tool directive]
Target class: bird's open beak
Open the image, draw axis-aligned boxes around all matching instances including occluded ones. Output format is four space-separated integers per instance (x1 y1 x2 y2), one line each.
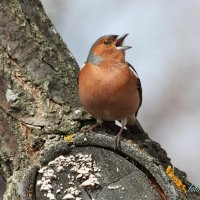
116 34 132 51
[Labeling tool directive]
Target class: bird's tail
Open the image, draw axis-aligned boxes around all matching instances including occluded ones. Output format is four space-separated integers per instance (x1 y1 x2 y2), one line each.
135 119 145 133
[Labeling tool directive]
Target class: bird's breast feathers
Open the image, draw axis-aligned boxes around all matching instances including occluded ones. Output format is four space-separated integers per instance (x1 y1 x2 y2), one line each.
80 63 138 93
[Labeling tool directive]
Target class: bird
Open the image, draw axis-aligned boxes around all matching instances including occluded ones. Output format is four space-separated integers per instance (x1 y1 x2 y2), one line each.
78 34 143 149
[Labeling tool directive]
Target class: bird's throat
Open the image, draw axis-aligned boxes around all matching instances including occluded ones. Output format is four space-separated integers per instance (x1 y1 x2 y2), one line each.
87 52 103 65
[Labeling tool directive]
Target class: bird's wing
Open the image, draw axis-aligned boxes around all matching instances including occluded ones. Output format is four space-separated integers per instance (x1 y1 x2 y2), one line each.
127 62 142 116
80 63 86 70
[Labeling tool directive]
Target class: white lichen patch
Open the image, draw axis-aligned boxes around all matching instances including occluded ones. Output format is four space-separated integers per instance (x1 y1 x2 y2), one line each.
50 25 57 34
5 89 18 102
80 174 100 188
74 109 82 115
37 153 101 200
46 192 56 200
107 184 121 190
62 193 75 200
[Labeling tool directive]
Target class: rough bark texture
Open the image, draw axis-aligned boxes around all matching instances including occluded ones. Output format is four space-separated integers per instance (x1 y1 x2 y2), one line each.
0 0 199 200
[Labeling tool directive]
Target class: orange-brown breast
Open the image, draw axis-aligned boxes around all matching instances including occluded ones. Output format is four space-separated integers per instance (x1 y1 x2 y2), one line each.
78 62 140 121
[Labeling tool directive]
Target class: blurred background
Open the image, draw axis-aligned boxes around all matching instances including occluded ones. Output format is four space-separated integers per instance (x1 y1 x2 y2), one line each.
1 0 200 198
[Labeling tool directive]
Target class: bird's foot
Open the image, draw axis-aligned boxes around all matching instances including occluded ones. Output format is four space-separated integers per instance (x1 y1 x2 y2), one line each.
89 119 103 131
90 123 100 130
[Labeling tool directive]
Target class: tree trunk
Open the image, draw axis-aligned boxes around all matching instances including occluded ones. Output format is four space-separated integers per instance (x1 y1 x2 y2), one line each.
0 0 199 200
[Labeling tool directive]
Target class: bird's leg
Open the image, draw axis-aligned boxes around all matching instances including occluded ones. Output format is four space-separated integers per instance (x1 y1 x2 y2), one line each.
90 118 103 130
116 119 127 150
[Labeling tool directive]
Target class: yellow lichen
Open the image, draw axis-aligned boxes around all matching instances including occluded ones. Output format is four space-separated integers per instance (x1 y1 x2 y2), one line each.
166 166 187 193
64 134 74 143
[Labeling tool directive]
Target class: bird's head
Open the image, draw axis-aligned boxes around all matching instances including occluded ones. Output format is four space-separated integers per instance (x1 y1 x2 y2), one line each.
87 34 131 65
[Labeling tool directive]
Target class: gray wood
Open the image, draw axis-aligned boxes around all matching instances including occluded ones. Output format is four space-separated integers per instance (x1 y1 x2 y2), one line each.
36 147 161 200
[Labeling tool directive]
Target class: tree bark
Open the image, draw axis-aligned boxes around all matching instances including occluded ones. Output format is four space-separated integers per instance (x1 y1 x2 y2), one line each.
0 0 199 200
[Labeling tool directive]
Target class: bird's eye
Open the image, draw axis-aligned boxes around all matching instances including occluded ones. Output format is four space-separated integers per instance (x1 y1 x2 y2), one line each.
104 40 111 45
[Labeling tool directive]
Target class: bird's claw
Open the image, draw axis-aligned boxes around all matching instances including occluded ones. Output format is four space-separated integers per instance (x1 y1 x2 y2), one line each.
90 123 100 130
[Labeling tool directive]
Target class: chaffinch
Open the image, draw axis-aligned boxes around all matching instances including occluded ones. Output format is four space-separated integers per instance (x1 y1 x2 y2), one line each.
78 34 143 149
